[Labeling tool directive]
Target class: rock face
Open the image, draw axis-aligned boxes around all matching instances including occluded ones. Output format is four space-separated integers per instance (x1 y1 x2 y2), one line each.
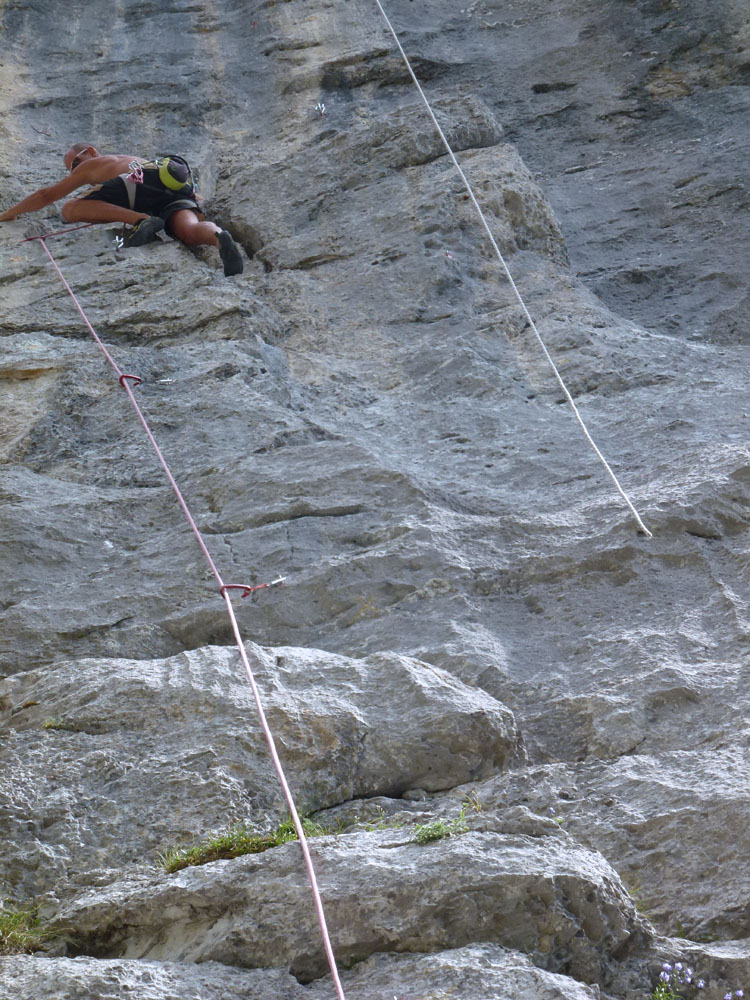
50 830 646 983
0 645 517 897
0 1 748 999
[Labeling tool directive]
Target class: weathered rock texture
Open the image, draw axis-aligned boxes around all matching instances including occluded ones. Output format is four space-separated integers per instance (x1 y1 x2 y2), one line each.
0 645 517 897
0 1 748 999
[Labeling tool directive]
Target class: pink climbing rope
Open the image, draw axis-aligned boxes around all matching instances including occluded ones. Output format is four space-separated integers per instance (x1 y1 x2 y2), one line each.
221 594 346 996
31 231 347 1000
22 223 94 242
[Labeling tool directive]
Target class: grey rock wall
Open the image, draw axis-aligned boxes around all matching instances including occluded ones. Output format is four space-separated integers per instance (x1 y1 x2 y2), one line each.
0 1 748 999
0 644 517 897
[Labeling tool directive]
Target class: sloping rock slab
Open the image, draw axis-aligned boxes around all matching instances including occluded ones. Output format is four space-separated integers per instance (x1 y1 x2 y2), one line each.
0 955 306 1000
475 748 750 940
0 643 517 895
0 944 606 1000
307 943 602 999
54 829 649 986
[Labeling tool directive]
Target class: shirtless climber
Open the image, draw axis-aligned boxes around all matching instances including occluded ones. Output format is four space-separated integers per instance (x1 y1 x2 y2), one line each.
0 143 244 276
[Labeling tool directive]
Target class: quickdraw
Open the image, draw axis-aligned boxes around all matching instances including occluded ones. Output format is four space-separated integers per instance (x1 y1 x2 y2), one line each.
221 578 287 599
126 160 144 184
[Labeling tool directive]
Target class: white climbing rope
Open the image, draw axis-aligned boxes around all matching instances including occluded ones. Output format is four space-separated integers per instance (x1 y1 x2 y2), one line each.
372 0 652 538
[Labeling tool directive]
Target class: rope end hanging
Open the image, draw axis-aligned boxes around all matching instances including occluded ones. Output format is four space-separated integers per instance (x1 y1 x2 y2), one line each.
374 0 654 541
636 519 653 539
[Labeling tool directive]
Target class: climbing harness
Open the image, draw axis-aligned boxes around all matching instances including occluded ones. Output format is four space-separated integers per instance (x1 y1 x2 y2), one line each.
112 155 199 250
373 0 652 538
120 155 196 212
23 227 347 1000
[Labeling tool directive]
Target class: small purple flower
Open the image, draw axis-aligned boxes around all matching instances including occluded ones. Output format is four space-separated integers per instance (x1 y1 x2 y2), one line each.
675 963 683 971
735 992 743 998
660 971 670 982
725 993 733 999
697 981 705 990
663 963 673 972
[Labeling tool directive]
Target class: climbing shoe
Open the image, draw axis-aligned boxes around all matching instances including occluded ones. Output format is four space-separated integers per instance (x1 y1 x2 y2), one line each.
122 216 165 248
217 230 244 276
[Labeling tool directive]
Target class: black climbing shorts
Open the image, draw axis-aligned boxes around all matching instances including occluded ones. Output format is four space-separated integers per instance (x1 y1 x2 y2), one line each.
80 170 200 233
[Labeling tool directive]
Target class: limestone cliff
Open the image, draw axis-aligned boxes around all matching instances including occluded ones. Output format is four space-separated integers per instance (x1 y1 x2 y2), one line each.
0 1 748 998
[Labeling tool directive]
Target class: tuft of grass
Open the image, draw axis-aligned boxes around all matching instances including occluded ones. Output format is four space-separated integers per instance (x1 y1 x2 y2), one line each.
353 806 406 833
413 805 469 846
41 717 76 732
652 983 683 1000
0 904 54 955
159 817 328 874
315 804 408 837
462 789 482 814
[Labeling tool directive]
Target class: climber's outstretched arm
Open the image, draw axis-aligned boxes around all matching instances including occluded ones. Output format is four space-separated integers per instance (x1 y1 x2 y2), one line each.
0 154 129 221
